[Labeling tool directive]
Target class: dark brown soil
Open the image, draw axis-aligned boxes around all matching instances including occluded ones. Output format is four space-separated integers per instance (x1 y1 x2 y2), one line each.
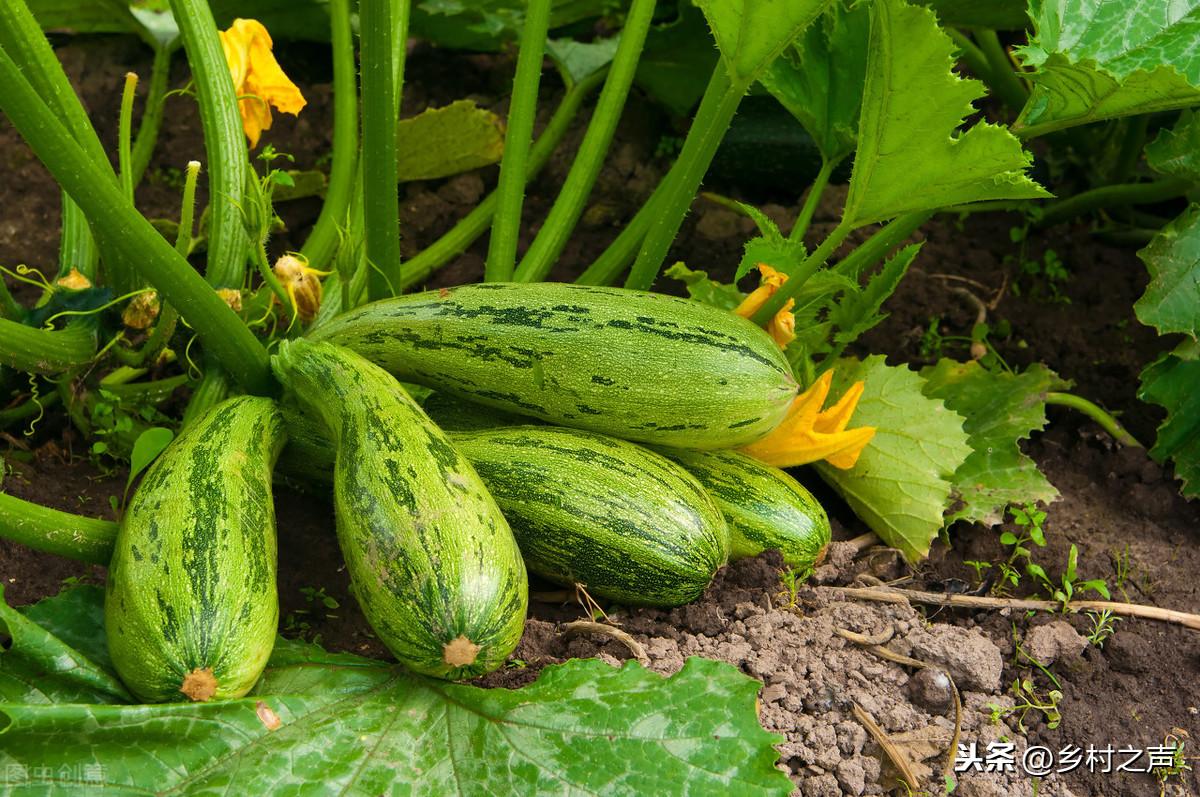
2 36 1197 797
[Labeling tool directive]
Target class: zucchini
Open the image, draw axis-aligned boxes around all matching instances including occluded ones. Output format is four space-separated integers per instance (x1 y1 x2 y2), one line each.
657 448 830 571
308 282 797 448
105 396 285 703
272 339 527 679
451 425 729 606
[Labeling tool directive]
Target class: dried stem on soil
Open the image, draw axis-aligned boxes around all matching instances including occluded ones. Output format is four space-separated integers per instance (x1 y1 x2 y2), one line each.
561 621 649 665
828 585 1200 631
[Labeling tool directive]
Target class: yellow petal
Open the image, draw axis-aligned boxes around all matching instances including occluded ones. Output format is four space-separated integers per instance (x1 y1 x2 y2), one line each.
766 298 796 347
740 370 875 469
734 283 772 318
218 19 306 148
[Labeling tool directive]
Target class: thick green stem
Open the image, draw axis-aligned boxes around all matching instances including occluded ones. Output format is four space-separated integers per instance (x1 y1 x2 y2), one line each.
1046 392 1142 448
1110 115 1149 185
0 273 21 320
169 0 249 290
300 0 358 270
834 210 933 281
397 68 607 291
1035 177 1193 229
0 318 95 373
751 220 853 325
0 491 116 564
789 157 837 243
485 0 552 282
182 359 232 425
574 177 666 286
361 0 404 299
625 65 745 290
118 72 138 203
513 0 655 283
972 29 1028 113
0 45 274 394
131 43 175 184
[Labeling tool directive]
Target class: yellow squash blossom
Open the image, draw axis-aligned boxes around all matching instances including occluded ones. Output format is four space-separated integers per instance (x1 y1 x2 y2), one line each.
219 19 306 148
734 263 795 348
741 369 876 470
273 254 328 323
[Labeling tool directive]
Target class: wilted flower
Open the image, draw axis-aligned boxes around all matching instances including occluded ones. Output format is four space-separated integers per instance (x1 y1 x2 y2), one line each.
122 291 160 330
218 19 306 148
734 263 795 348
55 268 92 291
273 254 327 323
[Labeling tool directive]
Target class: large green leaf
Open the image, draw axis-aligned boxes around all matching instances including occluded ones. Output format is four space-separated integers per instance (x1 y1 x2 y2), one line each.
696 0 834 86
1015 0 1200 136
1146 110 1200 180
635 3 720 116
921 361 1065 525
814 356 971 561
759 1 870 164
1134 204 1200 339
1139 341 1200 499
411 0 620 51
0 587 791 796
842 0 1049 228
396 100 506 182
26 0 138 34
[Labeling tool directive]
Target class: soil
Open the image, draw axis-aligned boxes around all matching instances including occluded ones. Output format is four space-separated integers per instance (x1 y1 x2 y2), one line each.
2 36 1198 797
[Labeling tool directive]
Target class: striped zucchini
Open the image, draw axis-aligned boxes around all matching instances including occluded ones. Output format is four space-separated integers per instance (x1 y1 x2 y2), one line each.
105 396 285 703
658 449 830 570
451 426 729 606
272 339 527 679
308 282 798 448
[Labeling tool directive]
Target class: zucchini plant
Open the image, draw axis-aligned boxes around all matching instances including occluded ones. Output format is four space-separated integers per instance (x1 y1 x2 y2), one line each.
1 0 1197 791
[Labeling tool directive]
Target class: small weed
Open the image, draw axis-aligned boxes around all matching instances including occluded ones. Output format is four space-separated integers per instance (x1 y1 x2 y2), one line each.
963 560 991 584
1111 544 1132 602
995 506 1109 608
284 586 340 644
300 585 341 611
987 677 1063 732
1084 610 1119 647
778 566 810 609
919 316 945 359
1007 223 1071 303
1154 733 1192 796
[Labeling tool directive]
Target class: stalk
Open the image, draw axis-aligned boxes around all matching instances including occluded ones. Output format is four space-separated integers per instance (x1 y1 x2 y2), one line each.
169 0 249 290
751 221 853 325
360 0 404 299
625 64 744 290
789 157 837 243
1045 392 1142 448
1110 115 1149 186
973 29 1028 113
181 360 232 425
0 46 274 394
0 491 116 565
513 0 655 283
0 318 96 373
485 0 553 282
398 68 607 291
1035 177 1193 229
300 0 358 271
131 43 176 184
833 210 933 281
574 177 666 286
0 271 22 320
118 72 138 203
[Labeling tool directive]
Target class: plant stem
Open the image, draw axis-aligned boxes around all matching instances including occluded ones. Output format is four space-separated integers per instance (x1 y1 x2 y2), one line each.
1110 114 1149 185
834 210 933 281
0 318 96 373
300 0 358 271
0 274 21 320
0 389 61 430
1045 392 1142 448
398 67 607 291
0 491 116 565
131 44 175 184
512 0 655 283
972 29 1028 113
625 65 745 290
1035 177 1193 229
574 177 665 286
0 45 274 394
789 157 837 243
181 358 232 425
485 0 553 282
360 0 403 299
751 220 853 324
118 72 138 203
169 0 249 290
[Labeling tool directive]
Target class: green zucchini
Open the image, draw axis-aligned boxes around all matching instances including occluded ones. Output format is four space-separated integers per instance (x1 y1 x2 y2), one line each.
105 396 285 703
451 425 729 606
308 282 798 449
656 448 830 571
272 339 527 679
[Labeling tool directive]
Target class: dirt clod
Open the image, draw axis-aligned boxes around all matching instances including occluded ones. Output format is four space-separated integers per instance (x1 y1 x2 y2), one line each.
1023 620 1088 667
907 667 954 713
897 623 1004 692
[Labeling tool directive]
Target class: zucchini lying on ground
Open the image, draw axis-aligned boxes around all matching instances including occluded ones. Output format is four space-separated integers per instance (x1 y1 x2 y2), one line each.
451 425 730 606
309 282 798 449
657 448 830 571
272 339 527 679
106 396 285 703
